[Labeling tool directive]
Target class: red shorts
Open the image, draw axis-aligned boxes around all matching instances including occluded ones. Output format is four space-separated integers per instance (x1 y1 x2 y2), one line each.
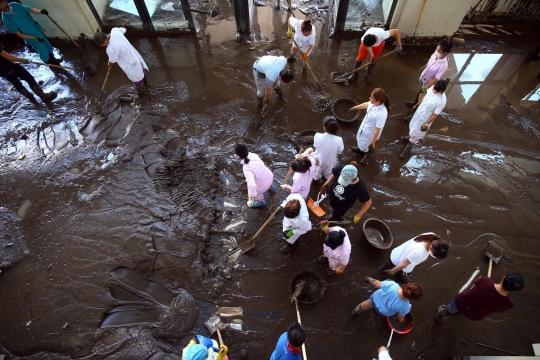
356 42 386 61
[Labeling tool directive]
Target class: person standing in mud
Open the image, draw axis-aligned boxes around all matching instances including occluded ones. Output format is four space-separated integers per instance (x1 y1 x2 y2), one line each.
280 193 312 254
235 143 275 208
313 116 344 181
400 79 449 159
0 44 56 103
350 88 390 157
270 322 307 360
94 28 149 95
318 220 351 275
405 40 452 111
348 27 402 82
379 233 449 283
287 17 315 74
280 148 316 200
351 277 423 321
252 55 294 107
319 162 372 223
436 273 524 322
0 1 63 65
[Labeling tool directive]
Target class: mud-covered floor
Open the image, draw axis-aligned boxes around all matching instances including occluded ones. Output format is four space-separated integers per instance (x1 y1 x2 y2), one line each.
0 2 539 359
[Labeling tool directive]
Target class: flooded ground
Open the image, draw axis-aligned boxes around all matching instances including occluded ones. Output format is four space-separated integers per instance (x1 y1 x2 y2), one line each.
0 2 539 359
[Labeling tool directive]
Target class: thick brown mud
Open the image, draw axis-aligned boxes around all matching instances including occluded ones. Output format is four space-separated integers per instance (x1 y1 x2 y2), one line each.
0 4 539 360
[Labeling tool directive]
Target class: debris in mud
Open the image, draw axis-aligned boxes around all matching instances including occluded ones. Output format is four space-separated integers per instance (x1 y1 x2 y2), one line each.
0 207 30 272
296 129 317 150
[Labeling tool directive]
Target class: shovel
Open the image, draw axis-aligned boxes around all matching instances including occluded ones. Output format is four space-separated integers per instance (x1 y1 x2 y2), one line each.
484 240 505 278
290 281 308 359
307 193 326 217
205 315 227 345
291 38 321 90
28 61 78 71
240 206 282 253
333 50 396 84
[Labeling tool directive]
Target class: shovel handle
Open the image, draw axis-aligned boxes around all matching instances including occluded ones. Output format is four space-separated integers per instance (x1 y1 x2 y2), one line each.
294 298 308 359
216 328 224 346
336 50 397 80
252 206 282 242
487 258 493 278
291 38 320 88
45 14 85 52
98 66 112 102
28 61 78 71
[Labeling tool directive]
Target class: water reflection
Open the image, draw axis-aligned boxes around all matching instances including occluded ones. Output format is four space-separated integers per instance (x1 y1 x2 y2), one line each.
460 54 503 82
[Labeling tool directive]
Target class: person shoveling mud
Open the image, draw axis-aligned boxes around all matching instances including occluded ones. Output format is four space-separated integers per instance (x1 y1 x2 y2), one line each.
0 45 57 103
252 55 294 108
287 17 315 75
94 28 150 96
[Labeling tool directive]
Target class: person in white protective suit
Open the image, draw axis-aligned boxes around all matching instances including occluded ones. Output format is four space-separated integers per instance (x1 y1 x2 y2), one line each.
280 193 312 254
94 28 149 95
400 79 449 159
350 88 390 157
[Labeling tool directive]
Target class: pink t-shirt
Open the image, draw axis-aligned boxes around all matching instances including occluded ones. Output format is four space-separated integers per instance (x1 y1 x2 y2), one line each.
291 153 316 199
323 226 351 270
420 51 448 86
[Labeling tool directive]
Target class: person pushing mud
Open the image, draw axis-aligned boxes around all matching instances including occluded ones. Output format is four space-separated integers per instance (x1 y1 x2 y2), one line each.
94 28 149 95
252 55 294 107
287 17 315 74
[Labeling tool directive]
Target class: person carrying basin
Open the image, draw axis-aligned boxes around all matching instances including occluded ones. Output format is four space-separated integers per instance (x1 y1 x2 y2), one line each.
313 116 344 181
252 55 294 107
351 277 423 323
347 27 402 82
286 17 316 74
400 79 449 159
235 143 276 208
280 193 312 254
317 220 351 276
319 162 372 223
0 44 56 103
350 88 390 157
436 273 524 322
405 40 452 111
0 1 63 65
270 322 307 360
280 148 316 200
379 233 449 283
94 28 149 95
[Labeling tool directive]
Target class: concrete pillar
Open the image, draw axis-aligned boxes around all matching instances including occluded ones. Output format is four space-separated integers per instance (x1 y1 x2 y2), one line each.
21 0 100 39
390 0 476 38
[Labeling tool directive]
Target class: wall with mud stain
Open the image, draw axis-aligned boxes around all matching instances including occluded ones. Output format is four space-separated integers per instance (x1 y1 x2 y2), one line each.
463 0 540 23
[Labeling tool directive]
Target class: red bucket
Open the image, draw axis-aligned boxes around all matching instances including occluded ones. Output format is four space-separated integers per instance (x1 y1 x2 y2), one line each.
386 312 414 334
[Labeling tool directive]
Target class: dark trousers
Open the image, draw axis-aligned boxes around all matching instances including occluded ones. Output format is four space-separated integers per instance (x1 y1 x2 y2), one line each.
329 206 347 221
378 259 395 272
1 64 38 92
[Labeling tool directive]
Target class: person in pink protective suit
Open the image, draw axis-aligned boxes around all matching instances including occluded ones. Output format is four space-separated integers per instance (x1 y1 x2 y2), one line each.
317 220 351 275
280 148 316 200
235 143 276 208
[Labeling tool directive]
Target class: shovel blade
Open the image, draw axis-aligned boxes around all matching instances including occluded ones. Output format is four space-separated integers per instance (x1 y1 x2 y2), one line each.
240 238 255 253
484 240 505 264
307 198 326 217
205 315 223 334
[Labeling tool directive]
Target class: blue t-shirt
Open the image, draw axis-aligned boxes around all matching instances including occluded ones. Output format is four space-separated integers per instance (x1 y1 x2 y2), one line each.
2 3 43 36
270 332 301 360
371 280 411 316
253 55 287 87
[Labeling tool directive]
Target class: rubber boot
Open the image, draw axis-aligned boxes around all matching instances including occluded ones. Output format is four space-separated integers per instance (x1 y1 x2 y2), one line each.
47 54 63 65
347 60 362 82
400 143 414 159
30 85 57 103
435 305 448 322
18 88 37 103
280 243 292 254
406 92 420 107
274 87 284 99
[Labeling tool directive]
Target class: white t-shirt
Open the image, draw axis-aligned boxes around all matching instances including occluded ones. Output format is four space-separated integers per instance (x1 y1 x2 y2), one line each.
253 55 288 87
378 350 392 360
289 17 316 53
390 233 435 273
362 27 390 47
313 132 344 173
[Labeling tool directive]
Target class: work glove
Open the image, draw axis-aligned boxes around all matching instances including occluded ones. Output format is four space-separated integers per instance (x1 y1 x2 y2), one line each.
421 123 429 131
33 36 45 42
319 220 329 232
41 9 48 15
395 45 402 52
384 269 395 275
247 198 254 207
353 215 360 224
284 230 294 239
217 345 228 360
20 58 29 64
421 86 427 93
280 184 288 189
364 276 375 284
301 53 307 61
368 144 375 154
295 153 305 160
319 183 328 194
335 268 344 275
286 28 293 38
